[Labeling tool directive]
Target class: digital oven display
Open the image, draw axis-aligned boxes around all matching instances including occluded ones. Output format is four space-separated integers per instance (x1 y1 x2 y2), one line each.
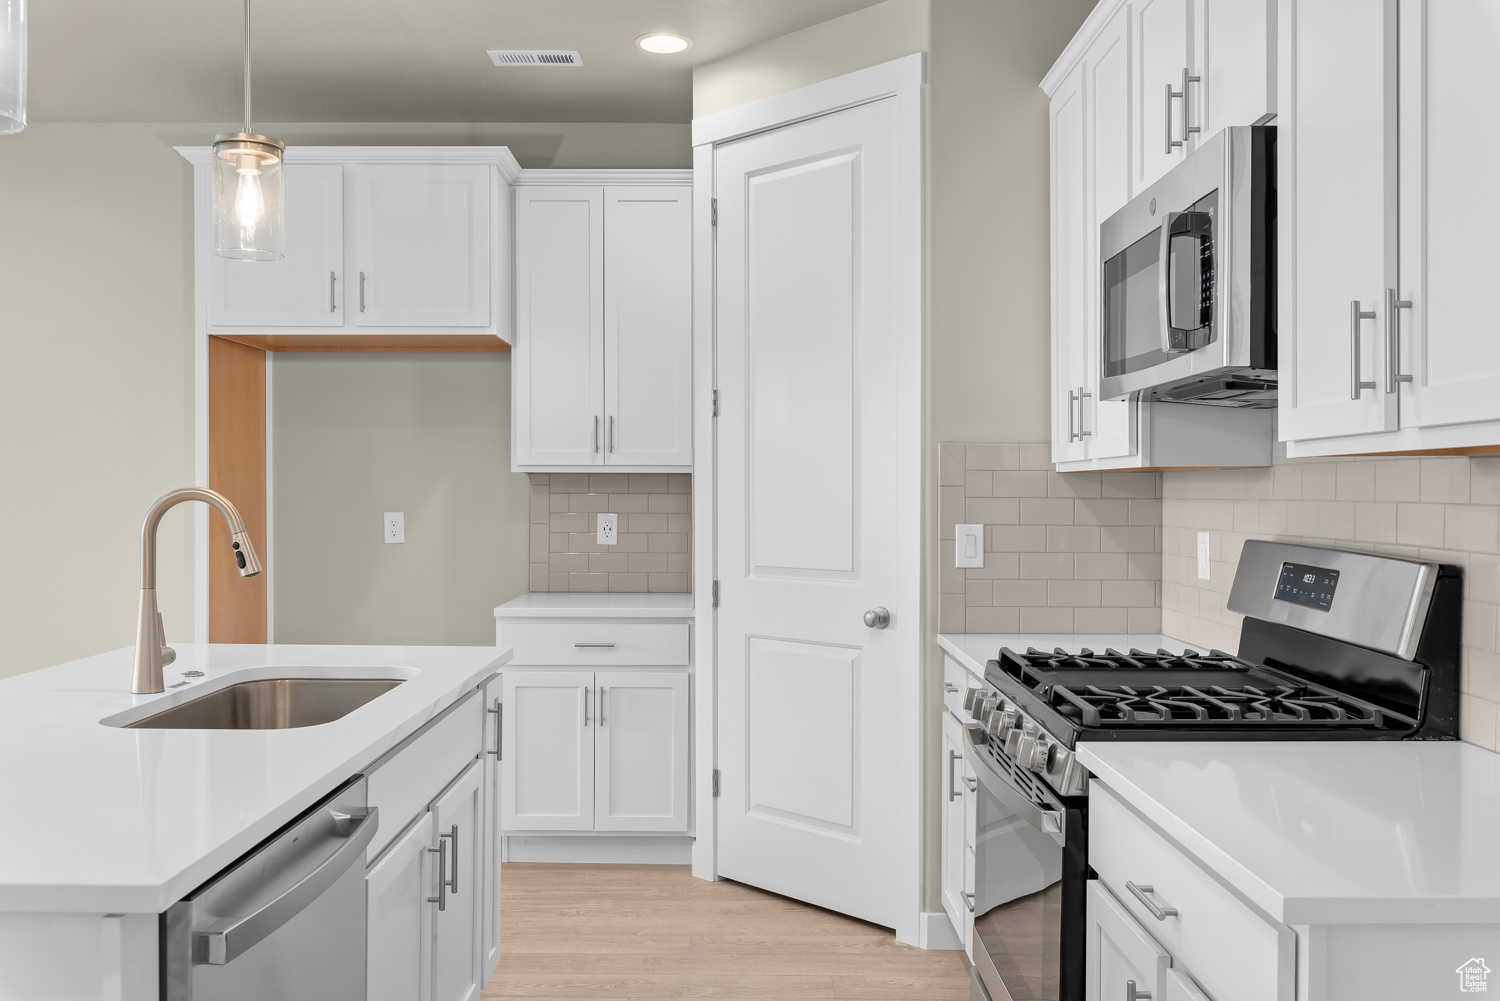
1275 561 1340 611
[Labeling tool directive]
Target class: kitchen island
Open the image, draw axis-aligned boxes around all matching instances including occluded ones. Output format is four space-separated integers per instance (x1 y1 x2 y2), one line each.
0 641 509 1000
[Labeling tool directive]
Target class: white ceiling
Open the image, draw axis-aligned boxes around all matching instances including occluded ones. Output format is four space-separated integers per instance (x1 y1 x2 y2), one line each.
31 0 889 125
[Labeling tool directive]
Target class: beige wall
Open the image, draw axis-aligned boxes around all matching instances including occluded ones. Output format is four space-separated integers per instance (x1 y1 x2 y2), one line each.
1163 455 1500 753
0 120 689 680
272 354 530 645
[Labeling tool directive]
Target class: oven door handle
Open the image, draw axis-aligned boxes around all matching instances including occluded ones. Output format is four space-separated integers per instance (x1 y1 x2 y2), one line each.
962 725 1064 844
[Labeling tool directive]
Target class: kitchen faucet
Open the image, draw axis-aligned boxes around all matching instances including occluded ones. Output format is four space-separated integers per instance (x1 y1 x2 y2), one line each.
133 487 261 694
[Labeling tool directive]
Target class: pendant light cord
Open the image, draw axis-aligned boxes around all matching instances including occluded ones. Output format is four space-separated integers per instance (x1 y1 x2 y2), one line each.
242 0 252 133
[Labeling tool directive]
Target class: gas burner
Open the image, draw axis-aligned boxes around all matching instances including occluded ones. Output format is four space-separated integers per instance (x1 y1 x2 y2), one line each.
1048 683 1391 729
992 645 1251 695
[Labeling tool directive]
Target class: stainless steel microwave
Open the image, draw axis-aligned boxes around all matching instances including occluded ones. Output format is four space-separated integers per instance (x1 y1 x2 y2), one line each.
1098 125 1277 406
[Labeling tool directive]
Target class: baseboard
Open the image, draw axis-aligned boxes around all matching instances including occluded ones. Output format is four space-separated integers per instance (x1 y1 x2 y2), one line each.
918 910 964 951
504 835 693 864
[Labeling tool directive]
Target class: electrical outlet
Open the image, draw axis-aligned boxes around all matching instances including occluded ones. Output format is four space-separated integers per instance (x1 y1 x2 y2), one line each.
597 513 618 546
385 512 405 544
1197 531 1211 580
955 524 984 568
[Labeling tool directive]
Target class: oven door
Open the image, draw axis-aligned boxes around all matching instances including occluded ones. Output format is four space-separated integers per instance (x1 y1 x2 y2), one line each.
963 725 1087 1001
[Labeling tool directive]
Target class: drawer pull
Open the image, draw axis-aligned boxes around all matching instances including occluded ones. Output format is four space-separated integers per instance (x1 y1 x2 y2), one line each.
1126 881 1178 920
575 642 616 649
1126 980 1152 1001
948 750 961 802
961 891 975 913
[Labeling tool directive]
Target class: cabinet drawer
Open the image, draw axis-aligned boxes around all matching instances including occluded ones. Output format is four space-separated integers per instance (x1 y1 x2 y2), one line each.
942 655 975 718
367 690 483 860
502 621 689 666
1090 782 1286 1001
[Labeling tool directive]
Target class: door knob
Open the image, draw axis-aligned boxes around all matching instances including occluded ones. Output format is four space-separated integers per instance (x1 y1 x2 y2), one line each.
863 607 891 629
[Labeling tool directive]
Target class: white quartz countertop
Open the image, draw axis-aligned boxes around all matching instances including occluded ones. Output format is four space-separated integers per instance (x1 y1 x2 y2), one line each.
937 633 1194 678
0 642 508 914
494 592 693 618
1079 740 1500 924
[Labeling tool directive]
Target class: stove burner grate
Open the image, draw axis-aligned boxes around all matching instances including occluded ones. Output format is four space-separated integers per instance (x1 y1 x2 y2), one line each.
1050 683 1389 728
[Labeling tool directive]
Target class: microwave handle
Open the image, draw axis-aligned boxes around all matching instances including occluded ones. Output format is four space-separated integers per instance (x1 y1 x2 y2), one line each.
1158 210 1213 354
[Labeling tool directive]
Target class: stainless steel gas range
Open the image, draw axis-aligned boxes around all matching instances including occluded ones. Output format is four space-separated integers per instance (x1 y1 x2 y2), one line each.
961 541 1462 1001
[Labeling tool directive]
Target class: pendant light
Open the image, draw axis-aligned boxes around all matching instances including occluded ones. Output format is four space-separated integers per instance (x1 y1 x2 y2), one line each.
212 0 284 260
0 0 25 134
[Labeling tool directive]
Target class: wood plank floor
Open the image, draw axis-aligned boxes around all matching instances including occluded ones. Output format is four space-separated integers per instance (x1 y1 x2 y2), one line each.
483 863 972 1001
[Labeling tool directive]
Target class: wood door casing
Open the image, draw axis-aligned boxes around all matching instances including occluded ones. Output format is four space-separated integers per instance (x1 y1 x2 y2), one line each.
208 336 267 643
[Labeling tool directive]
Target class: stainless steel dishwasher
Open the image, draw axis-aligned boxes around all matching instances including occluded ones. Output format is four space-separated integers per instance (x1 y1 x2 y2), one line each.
161 776 377 1000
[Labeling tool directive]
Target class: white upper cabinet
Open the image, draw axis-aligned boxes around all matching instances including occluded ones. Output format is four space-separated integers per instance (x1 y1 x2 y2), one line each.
208 163 344 327
1051 61 1092 466
1133 0 1194 188
352 164 492 328
1194 0 1275 139
1280 0 1500 453
513 186 606 467
603 187 693 467
1278 0 1399 442
512 177 693 472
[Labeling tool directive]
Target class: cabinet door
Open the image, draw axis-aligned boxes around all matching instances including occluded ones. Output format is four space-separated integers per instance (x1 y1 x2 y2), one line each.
207 163 343 327
939 714 967 950
352 164 492 327
1194 0 1275 138
513 187 606 467
1396 0 1500 429
500 670 595 831
431 761 484 1001
1052 60 1092 465
479 678 502 981
1133 0 1193 189
594 671 689 832
604 186 693 467
1085 5 1139 461
366 812 434 1001
1278 0 1399 442
1165 968 1212 1001
1086 880 1170 1001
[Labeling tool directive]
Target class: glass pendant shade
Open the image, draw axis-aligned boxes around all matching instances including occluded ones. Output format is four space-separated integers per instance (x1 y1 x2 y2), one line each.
0 0 25 134
212 133 284 261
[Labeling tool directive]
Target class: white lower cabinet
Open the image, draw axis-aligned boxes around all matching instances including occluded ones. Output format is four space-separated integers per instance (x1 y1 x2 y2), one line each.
501 669 689 834
1164 968 1212 1001
1088 880 1170 1001
366 812 435 1001
939 712 968 950
480 677 502 981
431 762 485 1001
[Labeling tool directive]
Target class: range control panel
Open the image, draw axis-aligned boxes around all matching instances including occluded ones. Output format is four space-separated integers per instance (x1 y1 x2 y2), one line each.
1275 561 1340 611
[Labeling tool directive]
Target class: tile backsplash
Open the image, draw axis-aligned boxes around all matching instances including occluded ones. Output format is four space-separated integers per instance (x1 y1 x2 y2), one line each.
1162 455 1500 752
528 473 692 593
939 443 1163 634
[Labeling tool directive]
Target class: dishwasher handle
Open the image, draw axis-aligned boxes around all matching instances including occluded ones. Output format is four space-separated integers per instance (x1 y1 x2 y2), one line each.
197 807 379 966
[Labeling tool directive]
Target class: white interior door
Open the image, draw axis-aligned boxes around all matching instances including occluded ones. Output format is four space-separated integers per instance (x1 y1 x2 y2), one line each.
1278 0 1399 442
352 164 491 327
431 761 483 1001
1397 0 1500 429
604 186 693 466
513 187 605 466
500 670 594 831
594 671 689 832
365 811 433 1001
207 163 343 327
714 95 913 931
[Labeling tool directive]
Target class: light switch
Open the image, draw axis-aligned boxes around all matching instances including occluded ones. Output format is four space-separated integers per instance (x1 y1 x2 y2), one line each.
956 524 984 568
1197 531 1211 580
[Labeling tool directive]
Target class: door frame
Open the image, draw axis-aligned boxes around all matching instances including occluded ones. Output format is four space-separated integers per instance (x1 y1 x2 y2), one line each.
689 52 927 946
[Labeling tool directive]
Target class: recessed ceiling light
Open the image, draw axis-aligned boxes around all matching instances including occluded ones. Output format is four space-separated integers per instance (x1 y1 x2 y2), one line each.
636 33 691 54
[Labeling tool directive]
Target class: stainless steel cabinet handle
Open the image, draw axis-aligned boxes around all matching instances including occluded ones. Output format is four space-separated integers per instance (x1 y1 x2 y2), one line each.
427 834 447 912
1078 387 1092 438
942 682 959 694
1164 81 1177 154
963 776 978 793
1386 288 1413 393
1126 880 1179 920
487 700 501 758
609 415 615 453
1164 68 1201 153
1350 300 1377 399
584 685 590 726
1126 981 1152 1001
599 687 606 726
863 607 890 629
1180 67 1201 147
593 416 600 454
948 749 961 802
575 642 616 648
962 891 976 913
445 824 459 892
359 271 366 312
1068 389 1079 442
199 807 379 965
329 271 337 312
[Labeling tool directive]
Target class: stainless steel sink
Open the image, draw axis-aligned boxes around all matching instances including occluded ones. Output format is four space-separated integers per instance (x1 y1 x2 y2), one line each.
127 678 404 730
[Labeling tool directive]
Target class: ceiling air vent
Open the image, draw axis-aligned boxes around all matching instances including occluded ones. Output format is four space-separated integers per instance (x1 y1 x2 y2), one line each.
487 50 584 67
